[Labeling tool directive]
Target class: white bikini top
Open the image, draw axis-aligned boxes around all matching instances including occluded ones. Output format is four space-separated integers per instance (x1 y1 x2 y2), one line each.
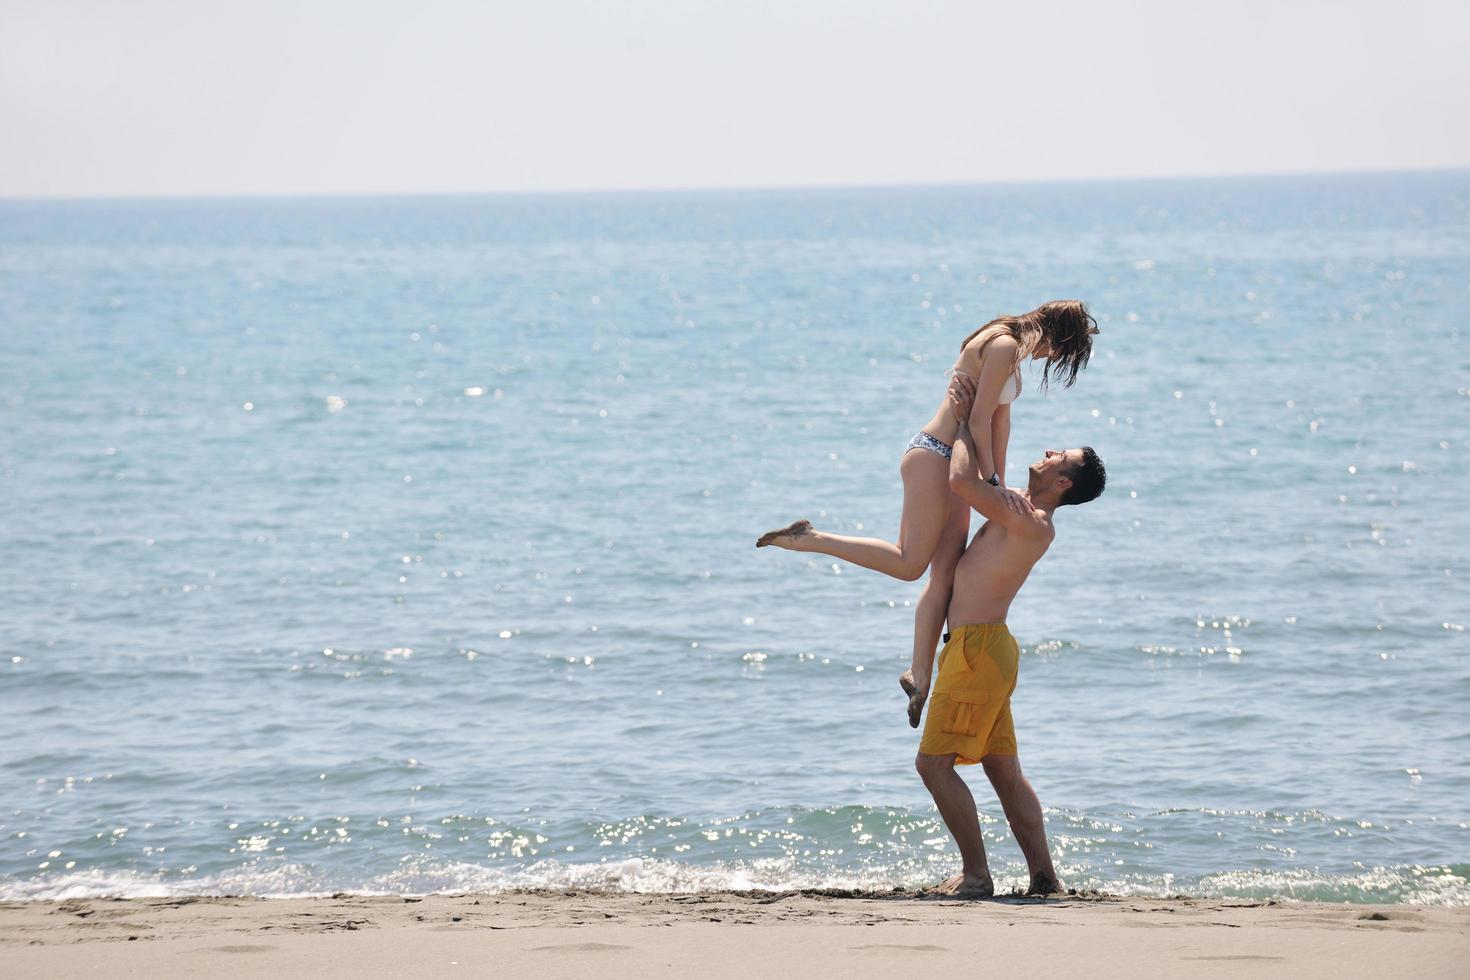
955 329 1023 407
949 362 1021 405
997 367 1021 406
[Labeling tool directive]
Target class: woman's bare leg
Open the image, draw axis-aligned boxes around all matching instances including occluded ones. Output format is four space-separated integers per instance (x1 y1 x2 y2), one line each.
756 450 951 582
899 492 970 726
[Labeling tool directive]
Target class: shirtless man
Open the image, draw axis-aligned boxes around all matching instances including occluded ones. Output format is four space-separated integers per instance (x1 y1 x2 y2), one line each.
915 372 1106 897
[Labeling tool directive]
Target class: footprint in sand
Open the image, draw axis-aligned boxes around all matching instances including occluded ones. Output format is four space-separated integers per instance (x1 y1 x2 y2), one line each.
531 942 632 952
1182 956 1286 962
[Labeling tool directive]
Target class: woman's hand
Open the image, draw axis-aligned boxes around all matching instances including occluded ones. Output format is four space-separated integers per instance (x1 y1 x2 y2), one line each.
948 373 977 424
999 486 1031 515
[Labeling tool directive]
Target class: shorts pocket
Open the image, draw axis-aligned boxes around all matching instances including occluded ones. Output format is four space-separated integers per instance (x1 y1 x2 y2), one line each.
941 690 989 737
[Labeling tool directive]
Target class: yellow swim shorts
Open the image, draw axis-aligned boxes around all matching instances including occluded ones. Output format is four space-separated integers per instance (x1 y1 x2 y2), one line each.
918 623 1020 764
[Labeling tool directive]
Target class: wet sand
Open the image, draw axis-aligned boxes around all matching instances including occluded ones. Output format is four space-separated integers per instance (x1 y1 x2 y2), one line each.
2 889 1466 978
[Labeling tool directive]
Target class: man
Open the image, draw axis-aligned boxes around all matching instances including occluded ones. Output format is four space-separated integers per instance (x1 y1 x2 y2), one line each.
915 373 1106 897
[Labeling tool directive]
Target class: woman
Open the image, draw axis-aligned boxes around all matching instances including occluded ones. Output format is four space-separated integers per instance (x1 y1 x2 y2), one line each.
756 300 1097 725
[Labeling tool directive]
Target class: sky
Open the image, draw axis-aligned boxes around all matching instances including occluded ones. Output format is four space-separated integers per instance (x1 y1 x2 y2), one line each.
2 0 1468 198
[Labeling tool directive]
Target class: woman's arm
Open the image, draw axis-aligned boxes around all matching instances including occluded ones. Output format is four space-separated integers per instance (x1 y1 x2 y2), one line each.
963 335 1019 481
990 403 1011 487
948 374 1034 523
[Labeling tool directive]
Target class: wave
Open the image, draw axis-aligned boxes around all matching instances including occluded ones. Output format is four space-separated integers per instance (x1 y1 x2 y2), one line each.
3 857 1466 906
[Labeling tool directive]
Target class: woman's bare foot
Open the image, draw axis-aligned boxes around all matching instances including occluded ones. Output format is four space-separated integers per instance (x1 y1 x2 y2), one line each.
898 671 928 729
756 519 814 550
922 871 994 899
1026 872 1063 896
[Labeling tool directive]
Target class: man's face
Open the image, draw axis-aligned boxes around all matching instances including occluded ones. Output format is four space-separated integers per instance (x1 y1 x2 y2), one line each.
1028 448 1083 494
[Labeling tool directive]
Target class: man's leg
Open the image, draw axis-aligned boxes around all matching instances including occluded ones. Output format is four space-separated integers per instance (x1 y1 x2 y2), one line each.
914 752 994 896
981 753 1061 894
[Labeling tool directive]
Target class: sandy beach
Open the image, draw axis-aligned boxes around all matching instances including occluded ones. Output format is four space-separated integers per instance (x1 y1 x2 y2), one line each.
2 889 1466 978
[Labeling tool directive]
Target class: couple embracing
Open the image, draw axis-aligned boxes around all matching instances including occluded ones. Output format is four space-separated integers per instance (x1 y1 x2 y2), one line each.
759 301 1106 897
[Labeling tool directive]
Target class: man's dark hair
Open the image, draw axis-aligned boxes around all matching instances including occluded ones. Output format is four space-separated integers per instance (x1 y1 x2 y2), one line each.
1059 446 1106 506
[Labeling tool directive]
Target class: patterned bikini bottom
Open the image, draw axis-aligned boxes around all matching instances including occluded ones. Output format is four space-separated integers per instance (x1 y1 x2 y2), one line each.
905 431 953 460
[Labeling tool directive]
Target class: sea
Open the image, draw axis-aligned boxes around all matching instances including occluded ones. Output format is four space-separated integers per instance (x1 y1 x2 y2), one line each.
2 172 1467 905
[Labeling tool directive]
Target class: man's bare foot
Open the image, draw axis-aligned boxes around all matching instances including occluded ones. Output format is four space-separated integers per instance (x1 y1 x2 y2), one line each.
898 672 928 729
756 519 814 550
1026 872 1063 896
922 871 994 899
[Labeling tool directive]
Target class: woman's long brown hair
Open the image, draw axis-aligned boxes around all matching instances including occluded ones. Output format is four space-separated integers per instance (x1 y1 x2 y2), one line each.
960 299 1097 391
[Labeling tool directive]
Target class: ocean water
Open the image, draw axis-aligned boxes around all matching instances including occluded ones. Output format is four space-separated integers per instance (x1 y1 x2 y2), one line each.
2 173 1468 905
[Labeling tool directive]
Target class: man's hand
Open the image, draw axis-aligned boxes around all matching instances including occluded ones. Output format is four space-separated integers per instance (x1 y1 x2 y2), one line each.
948 372 976 424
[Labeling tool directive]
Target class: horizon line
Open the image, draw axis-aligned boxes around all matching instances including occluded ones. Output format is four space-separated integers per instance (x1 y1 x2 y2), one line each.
3 163 1467 205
